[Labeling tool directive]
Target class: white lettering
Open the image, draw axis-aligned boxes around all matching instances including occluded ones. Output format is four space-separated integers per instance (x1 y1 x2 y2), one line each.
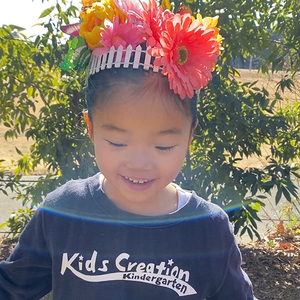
86 251 97 273
171 266 179 278
155 261 166 275
98 259 109 272
115 253 129 272
79 261 83 271
136 262 146 272
60 253 79 275
178 269 190 282
145 263 155 273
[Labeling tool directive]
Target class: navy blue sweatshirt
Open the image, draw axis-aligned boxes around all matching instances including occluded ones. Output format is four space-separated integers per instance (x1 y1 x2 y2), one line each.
0 173 256 299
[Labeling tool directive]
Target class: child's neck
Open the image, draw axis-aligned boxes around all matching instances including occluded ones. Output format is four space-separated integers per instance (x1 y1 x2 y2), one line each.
102 179 178 216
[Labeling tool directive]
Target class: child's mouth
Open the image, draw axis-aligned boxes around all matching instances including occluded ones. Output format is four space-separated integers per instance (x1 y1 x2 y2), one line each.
124 176 150 185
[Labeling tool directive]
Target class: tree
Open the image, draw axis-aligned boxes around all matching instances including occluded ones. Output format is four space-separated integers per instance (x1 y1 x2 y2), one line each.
0 1 97 207
174 0 300 238
0 0 299 239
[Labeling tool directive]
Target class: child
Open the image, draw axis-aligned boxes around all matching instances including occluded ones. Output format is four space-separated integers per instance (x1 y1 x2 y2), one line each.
0 0 257 299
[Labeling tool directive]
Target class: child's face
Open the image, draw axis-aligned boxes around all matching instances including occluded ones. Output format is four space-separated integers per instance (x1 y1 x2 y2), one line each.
86 85 194 215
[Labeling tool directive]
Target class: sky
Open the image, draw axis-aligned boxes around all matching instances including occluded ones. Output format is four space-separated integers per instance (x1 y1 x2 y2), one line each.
0 0 78 36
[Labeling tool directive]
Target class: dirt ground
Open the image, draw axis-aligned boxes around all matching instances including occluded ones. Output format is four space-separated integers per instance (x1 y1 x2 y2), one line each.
241 224 300 300
1 69 300 299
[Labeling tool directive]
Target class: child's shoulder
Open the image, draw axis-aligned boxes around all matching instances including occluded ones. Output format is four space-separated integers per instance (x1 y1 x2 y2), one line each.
193 192 227 215
182 190 230 225
43 173 100 208
181 191 234 241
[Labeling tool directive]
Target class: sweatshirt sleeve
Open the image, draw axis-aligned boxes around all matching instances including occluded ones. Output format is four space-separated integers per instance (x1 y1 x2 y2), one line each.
0 207 52 300
207 241 257 300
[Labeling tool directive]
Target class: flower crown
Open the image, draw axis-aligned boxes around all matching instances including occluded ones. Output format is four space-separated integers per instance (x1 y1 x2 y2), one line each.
61 0 222 99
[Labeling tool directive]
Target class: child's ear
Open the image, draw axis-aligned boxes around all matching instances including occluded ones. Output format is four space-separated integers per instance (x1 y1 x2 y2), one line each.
189 120 198 144
84 112 94 143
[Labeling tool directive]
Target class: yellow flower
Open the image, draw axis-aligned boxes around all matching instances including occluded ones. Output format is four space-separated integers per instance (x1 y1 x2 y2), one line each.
196 14 223 44
161 0 171 10
82 0 93 6
197 14 218 28
79 0 127 50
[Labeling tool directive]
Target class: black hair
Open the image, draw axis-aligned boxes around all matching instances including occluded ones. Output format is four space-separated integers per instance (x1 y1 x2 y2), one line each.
85 66 198 128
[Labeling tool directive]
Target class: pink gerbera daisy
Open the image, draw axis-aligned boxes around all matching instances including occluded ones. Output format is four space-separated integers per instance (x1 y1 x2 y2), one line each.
114 0 143 15
92 17 144 56
150 13 220 99
133 0 174 47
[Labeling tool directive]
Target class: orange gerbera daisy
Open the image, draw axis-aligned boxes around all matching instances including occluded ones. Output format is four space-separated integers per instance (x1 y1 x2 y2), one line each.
150 13 220 99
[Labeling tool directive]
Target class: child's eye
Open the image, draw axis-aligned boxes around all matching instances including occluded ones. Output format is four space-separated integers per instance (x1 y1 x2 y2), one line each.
106 140 127 148
156 146 175 151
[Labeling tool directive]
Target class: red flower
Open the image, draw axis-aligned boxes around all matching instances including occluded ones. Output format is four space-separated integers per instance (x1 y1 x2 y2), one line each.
150 13 220 99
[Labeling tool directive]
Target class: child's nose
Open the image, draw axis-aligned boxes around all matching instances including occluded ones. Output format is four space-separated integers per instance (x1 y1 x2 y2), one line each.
126 149 152 170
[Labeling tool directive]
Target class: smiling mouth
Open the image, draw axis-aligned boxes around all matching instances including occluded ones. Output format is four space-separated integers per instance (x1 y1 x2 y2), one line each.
124 176 152 184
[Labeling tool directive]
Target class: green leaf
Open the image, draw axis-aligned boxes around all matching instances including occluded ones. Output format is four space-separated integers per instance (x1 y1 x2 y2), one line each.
39 6 55 19
282 186 292 202
8 25 26 31
27 86 33 97
15 147 23 156
246 227 253 240
56 3 62 13
2 190 8 196
0 222 8 230
240 226 247 236
60 12 69 25
249 216 258 229
275 188 282 205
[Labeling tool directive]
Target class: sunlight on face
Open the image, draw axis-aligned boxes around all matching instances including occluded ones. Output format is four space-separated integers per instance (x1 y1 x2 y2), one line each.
87 84 194 216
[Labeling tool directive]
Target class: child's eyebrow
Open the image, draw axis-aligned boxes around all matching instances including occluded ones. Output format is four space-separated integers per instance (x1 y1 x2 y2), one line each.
101 124 182 135
158 128 183 135
101 124 127 132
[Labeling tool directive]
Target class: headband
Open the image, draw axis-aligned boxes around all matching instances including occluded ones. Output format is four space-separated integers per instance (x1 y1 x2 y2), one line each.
61 0 222 99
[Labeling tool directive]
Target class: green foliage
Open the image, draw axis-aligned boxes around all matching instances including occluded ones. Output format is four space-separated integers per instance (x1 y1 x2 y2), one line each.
0 1 98 205
0 208 35 240
0 160 7 196
280 200 300 229
0 0 299 239
274 102 300 163
172 0 300 237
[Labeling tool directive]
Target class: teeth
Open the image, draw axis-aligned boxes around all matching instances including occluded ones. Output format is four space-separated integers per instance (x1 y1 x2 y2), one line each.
124 176 150 184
